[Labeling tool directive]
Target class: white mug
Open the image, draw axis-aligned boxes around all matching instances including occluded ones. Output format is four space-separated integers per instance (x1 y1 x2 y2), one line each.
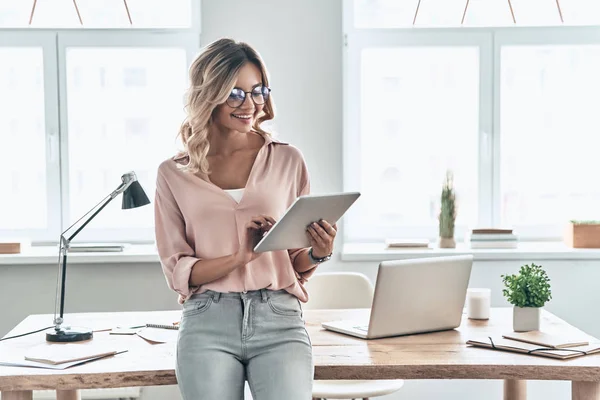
466 288 491 320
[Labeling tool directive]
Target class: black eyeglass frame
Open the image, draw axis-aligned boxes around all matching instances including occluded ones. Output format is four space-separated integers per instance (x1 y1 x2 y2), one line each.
226 84 271 108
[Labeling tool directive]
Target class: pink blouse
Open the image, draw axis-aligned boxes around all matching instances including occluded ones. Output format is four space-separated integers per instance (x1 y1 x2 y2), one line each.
154 134 317 304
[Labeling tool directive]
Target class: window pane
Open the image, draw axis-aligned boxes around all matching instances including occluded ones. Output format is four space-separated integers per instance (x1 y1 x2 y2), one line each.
351 47 479 241
66 48 187 231
353 0 600 27
126 0 192 28
0 48 47 230
414 0 483 27
28 0 83 28
0 0 191 28
561 0 600 25
0 2 30 27
510 0 563 26
354 0 421 28
501 45 600 230
460 0 516 27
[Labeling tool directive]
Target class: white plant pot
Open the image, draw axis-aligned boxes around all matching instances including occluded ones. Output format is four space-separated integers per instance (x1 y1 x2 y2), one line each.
513 306 541 332
438 237 456 248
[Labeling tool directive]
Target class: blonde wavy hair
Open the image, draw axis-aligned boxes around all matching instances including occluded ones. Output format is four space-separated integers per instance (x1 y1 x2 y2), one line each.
176 38 275 175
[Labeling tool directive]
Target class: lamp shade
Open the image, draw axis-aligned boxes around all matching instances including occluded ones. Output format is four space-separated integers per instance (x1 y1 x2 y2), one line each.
122 180 150 209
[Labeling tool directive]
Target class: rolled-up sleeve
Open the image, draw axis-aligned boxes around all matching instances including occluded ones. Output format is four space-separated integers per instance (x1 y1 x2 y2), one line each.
154 171 201 303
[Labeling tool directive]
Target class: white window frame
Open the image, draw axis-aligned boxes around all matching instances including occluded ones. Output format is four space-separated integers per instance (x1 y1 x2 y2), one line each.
0 32 61 243
343 0 600 243
0 1 200 245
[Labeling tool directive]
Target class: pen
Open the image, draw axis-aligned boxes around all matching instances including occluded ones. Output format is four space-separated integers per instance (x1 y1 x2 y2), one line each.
113 325 145 329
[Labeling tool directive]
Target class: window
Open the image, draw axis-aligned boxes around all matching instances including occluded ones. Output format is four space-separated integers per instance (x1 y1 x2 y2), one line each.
500 43 600 238
0 2 199 244
65 45 188 240
348 46 480 242
344 0 600 242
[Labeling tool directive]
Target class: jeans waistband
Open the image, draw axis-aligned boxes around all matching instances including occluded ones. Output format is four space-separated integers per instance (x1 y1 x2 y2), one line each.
189 289 291 303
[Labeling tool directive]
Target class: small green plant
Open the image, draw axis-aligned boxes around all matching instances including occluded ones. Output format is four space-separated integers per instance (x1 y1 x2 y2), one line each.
501 263 552 308
570 220 600 225
439 170 456 239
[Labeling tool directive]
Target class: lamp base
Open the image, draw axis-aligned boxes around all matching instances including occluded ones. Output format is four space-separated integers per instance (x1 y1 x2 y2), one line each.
46 326 93 342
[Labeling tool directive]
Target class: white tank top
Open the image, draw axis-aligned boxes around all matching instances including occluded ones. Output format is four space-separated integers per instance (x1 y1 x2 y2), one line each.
224 188 245 203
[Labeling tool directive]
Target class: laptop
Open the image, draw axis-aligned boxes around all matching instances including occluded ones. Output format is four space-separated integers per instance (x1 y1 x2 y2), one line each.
321 255 473 339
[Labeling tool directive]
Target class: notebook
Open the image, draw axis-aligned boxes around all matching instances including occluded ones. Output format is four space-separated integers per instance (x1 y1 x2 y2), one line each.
502 331 590 349
110 323 179 336
136 327 178 344
467 336 600 360
68 243 126 252
385 238 431 248
0 351 128 370
23 344 125 365
146 323 178 330
471 228 513 234
109 327 141 335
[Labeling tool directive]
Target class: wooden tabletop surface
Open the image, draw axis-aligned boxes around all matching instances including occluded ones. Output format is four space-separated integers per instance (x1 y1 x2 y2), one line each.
1 307 600 391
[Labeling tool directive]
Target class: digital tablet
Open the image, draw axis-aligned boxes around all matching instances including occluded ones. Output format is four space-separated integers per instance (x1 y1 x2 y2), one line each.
253 192 361 253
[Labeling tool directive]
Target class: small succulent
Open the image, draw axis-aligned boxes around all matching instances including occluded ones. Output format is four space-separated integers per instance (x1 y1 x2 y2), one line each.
439 170 456 239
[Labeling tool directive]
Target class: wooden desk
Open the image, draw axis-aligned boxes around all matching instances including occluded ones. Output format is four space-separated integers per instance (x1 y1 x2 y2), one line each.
1 308 599 400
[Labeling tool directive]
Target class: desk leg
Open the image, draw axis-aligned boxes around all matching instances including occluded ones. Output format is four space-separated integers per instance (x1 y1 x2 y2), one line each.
572 382 600 400
504 379 526 400
56 390 80 400
1 391 33 400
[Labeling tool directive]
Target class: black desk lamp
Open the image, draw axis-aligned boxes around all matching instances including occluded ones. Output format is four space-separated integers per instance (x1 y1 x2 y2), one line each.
46 171 150 343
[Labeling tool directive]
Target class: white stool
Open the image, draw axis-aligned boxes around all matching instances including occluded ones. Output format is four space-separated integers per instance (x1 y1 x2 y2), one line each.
312 379 405 399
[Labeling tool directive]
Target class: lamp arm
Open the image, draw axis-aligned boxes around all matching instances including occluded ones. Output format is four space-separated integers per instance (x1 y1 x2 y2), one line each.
61 194 111 241
53 236 68 328
61 180 132 241
53 179 133 330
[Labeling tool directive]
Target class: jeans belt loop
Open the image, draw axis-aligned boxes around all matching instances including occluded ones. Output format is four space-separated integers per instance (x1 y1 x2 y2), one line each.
260 289 268 303
211 291 221 303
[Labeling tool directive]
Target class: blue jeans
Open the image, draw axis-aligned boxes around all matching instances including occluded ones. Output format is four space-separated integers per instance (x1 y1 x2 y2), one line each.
176 289 314 400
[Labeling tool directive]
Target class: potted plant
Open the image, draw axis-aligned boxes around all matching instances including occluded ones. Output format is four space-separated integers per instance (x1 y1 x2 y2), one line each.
501 263 552 332
438 170 456 248
565 220 600 248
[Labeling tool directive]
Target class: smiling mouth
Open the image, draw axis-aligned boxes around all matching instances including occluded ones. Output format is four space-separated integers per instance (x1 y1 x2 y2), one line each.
232 113 253 120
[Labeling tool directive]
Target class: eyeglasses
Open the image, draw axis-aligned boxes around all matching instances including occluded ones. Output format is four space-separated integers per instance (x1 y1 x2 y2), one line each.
226 85 271 108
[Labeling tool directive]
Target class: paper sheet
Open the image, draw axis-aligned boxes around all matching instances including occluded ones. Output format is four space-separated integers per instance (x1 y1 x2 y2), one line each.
136 327 178 344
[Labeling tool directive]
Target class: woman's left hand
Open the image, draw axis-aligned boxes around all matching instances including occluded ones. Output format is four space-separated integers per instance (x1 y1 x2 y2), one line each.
306 219 337 258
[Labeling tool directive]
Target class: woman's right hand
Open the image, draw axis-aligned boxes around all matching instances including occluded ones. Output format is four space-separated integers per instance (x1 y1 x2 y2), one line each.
235 215 276 266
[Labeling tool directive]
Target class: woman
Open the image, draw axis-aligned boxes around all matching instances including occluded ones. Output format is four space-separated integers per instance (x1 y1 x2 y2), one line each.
154 38 336 400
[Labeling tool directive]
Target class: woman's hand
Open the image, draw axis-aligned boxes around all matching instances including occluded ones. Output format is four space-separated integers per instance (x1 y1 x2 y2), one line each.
306 219 337 258
235 215 276 266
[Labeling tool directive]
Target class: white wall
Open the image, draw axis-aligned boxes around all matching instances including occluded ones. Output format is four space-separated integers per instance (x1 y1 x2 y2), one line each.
2 1 600 400
200 0 344 196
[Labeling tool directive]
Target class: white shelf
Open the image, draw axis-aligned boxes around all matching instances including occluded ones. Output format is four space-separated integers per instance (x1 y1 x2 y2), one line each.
342 242 600 262
3 242 600 266
0 244 159 265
